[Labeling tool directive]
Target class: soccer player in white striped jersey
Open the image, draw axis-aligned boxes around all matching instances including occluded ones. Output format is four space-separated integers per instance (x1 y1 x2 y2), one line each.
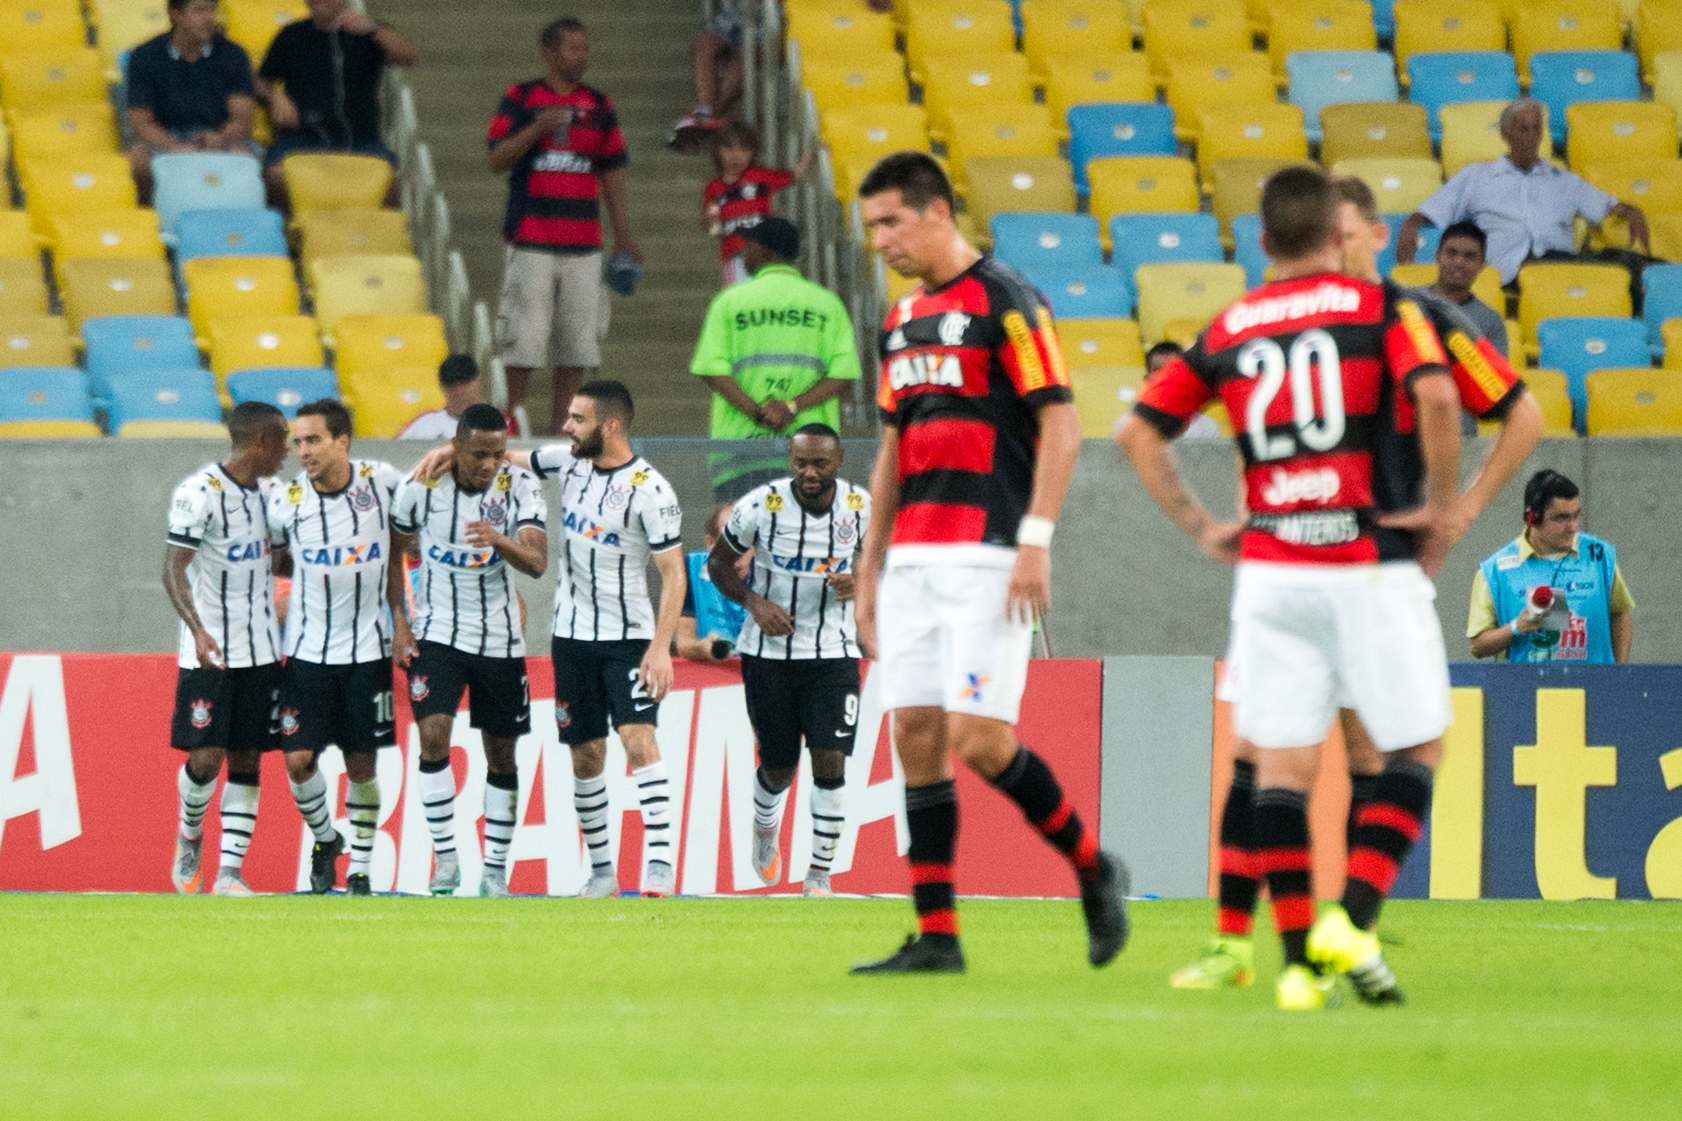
268 399 417 896
164 402 291 896
707 424 868 896
391 404 549 898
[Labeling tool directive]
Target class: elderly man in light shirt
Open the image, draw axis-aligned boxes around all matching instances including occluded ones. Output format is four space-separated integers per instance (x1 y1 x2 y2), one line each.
1396 98 1650 285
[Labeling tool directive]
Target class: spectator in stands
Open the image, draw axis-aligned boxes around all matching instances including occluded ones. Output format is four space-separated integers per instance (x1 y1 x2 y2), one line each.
690 218 859 438
703 122 815 286
488 16 640 437
255 0 417 207
125 0 259 203
396 355 517 440
1396 98 1651 286
1430 221 1508 359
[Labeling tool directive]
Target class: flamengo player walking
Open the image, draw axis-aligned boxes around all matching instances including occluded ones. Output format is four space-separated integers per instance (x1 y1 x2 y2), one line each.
269 399 416 895
1119 167 1464 1009
391 405 549 898
164 402 291 895
706 424 869 896
850 152 1128 974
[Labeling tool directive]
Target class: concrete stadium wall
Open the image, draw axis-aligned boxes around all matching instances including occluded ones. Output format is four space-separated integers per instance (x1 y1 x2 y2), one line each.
0 437 1675 662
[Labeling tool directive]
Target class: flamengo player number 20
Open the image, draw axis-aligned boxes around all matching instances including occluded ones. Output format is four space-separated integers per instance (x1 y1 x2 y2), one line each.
1238 329 1347 461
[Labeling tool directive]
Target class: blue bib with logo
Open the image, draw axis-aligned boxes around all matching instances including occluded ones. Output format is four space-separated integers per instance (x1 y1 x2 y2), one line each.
1479 532 1618 663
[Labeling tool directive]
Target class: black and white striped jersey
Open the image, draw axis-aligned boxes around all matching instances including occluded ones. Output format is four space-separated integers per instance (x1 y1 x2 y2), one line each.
268 459 402 665
167 463 281 670
391 464 547 658
722 477 870 660
529 444 684 642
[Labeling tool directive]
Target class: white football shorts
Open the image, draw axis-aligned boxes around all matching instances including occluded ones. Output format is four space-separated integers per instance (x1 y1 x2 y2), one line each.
1225 560 1451 752
876 561 1033 725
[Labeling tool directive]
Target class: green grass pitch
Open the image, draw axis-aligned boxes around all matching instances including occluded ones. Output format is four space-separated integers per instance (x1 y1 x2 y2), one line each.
1 895 1678 1119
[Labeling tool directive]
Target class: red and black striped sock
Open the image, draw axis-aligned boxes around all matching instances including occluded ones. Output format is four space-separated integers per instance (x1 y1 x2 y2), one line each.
1217 760 1259 938
991 746 1100 882
905 779 959 940
1255 787 1314 967
1342 759 1432 930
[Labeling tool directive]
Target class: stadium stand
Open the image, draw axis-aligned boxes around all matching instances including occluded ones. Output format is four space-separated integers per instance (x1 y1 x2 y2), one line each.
0 318 78 369
1067 104 1177 192
1020 263 1135 317
1642 264 1682 358
1537 316 1652 426
992 213 1105 270
150 153 268 236
1059 316 1147 369
1405 51 1520 141
1528 51 1642 147
1319 102 1432 167
1439 100 1556 176
1585 366 1682 434
1291 53 1405 146
81 315 199 399
1512 1 1624 84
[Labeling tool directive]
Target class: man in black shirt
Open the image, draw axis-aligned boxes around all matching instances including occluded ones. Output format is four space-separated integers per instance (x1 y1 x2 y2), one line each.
255 0 417 204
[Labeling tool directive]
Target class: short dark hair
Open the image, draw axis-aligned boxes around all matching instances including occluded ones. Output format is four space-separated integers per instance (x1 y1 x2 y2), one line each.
1331 174 1380 223
167 0 208 12
1524 469 1579 520
792 422 839 440
857 151 954 213
438 354 478 387
1145 341 1184 365
1261 166 1339 261
1438 220 1489 257
540 16 585 48
456 403 508 439
296 398 351 440
577 378 634 427
228 400 284 447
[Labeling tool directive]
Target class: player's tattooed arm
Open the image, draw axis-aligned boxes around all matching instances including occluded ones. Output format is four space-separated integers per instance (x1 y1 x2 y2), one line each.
388 529 418 667
854 428 901 658
164 544 224 669
1117 413 1242 564
708 533 793 636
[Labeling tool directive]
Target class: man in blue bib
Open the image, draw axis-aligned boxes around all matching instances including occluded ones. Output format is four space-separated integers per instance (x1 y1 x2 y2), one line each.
1468 470 1634 663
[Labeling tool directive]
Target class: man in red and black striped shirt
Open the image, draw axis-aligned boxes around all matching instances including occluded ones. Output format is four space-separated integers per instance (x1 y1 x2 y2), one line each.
850 152 1128 975
488 17 640 436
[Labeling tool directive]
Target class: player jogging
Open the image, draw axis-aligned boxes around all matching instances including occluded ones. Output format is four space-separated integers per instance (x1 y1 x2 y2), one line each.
392 404 549 898
165 402 291 895
850 152 1128 974
1121 166 1466 1009
706 423 869 897
269 399 415 895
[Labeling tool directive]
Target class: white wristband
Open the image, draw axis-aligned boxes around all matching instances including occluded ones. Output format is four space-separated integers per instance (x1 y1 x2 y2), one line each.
1017 514 1055 549
1511 619 1521 638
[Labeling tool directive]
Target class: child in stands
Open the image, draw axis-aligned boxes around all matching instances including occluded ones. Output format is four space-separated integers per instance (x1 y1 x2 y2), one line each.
702 122 814 286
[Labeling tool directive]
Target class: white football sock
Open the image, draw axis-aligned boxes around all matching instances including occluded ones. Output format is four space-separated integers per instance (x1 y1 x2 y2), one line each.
218 776 260 873
810 782 845 873
633 761 673 870
177 764 216 840
289 770 339 843
483 773 519 871
753 768 787 833
415 762 457 857
346 779 380 877
574 775 612 873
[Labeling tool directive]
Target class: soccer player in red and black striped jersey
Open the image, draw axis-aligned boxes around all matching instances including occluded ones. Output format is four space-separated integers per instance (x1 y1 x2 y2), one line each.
1120 166 1467 1010
850 152 1128 975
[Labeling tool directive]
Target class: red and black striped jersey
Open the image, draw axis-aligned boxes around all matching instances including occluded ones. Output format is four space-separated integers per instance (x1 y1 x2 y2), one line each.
1135 272 1450 566
877 257 1072 554
705 165 795 262
488 81 628 253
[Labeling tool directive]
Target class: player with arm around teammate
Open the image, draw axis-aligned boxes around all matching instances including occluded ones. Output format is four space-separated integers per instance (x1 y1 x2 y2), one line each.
390 404 549 897
164 402 291 895
707 424 868 897
269 399 417 895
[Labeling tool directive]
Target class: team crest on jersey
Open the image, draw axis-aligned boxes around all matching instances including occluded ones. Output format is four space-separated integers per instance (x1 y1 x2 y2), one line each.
765 493 784 512
836 520 858 546
359 464 376 479
206 476 222 492
409 676 429 702
630 470 649 487
288 484 303 504
485 501 507 525
604 485 631 511
351 485 376 511
421 476 440 489
496 473 512 492
189 699 214 729
846 492 864 511
556 702 571 729
938 312 971 346
278 707 301 735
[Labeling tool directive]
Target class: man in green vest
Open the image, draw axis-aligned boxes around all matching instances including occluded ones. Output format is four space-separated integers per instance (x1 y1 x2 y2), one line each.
690 217 861 439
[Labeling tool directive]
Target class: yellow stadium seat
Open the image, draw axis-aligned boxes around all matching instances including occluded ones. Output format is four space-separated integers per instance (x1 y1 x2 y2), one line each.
1664 317 1682 365
1439 101 1556 177
183 256 300 338
1088 156 1202 234
294 208 414 274
831 150 946 204
282 153 393 219
1392 0 1505 85
1389 262 1507 315
0 314 73 367
90 0 168 81
819 104 928 163
1639 2 1682 80
800 52 909 115
1319 103 1433 167
945 107 1061 192
1579 160 1682 250
1564 102 1680 169
222 0 307 63
0 418 101 437
343 370 446 438
0 48 106 117
48 210 165 281
59 256 177 327
0 258 47 315
1330 157 1443 214
1517 262 1632 348
963 156 1077 233
10 103 118 164
310 254 427 339
1505 318 1525 369
1164 54 1277 143
1649 210 1682 260
1021 0 1135 76
786 5 896 63
206 314 324 384
1072 365 1149 437
1142 0 1253 83
1041 54 1157 122
118 419 230 438
1194 103 1309 180
1513 1 1623 82
1059 317 1146 369
1209 156 1316 241
1585 367 1682 434
920 54 1037 142
1493 368 1576 435
333 313 448 383
21 152 138 239
1265 0 1377 81
904 2 1017 82
0 212 37 261
0 2 88 55
1135 262 1248 345
1655 50 1682 118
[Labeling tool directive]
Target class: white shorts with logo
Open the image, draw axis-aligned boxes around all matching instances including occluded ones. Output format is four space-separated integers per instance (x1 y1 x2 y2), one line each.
1225 560 1451 752
496 246 610 368
876 550 1033 725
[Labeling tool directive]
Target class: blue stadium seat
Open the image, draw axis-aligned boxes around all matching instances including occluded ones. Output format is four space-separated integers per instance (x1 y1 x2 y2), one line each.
1535 317 1651 429
1641 264 1682 360
81 315 199 399
1018 263 1133 318
227 366 340 417
174 208 289 269
1529 51 1642 147
991 213 1104 270
1406 52 1521 142
1067 103 1176 193
1287 51 1400 143
1109 213 1224 280
105 366 223 432
1230 213 1268 287
150 152 267 235
1376 215 1440 280
0 366 93 423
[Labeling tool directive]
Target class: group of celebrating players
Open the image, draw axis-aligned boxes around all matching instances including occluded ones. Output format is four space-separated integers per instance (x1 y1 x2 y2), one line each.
162 146 1539 1002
